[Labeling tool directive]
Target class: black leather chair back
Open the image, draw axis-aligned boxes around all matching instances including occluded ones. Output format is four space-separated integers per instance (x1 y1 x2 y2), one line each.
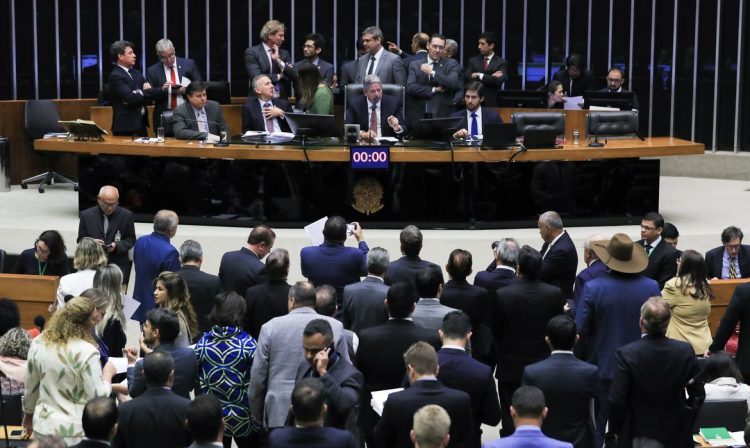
693 399 747 432
587 110 638 136
160 111 175 137
25 100 65 140
0 249 5 273
206 81 231 104
510 112 565 137
343 83 405 120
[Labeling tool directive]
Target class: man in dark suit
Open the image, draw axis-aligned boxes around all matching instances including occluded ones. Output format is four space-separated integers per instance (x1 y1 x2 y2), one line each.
636 211 679 288
108 40 156 136
244 248 291 339
440 249 493 365
77 185 136 285
437 311 501 447
70 397 118 448
598 67 640 110
176 239 222 334
342 247 390 333
705 226 750 279
355 26 407 85
523 315 598 448
172 81 228 140
185 395 226 448
374 341 473 448
124 308 197 399
145 38 202 134
538 211 578 304
300 217 369 313
609 297 704 447
450 81 503 139
475 238 520 291
406 34 463 128
242 74 292 132
356 282 441 445
219 225 275 296
552 54 595 98
345 74 407 140
293 319 363 431
386 32 430 66
244 19 296 99
492 245 565 436
339 39 366 87
294 33 334 86
269 379 358 448
571 234 609 317
384 225 440 289
113 351 191 448
708 283 750 379
464 32 508 107
575 233 660 447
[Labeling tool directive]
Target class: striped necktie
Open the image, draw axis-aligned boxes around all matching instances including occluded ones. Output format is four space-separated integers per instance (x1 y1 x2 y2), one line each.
730 257 738 279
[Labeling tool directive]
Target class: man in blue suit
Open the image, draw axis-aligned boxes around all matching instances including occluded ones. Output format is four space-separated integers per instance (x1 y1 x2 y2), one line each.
108 40 158 136
523 315 598 448
450 81 503 139
538 211 579 304
219 225 275 296
342 247 390 333
345 74 406 141
145 38 202 134
482 386 573 448
300 216 369 314
575 233 660 447
474 238 519 292
384 225 440 290
294 33 334 87
570 234 609 317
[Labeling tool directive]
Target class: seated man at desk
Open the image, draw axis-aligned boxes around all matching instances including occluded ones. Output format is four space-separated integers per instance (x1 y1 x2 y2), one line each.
242 74 292 133
451 80 503 139
172 81 228 141
345 74 405 141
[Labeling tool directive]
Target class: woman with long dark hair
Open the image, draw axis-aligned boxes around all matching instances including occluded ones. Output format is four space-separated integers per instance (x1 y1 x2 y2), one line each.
14 230 69 277
296 64 333 115
153 271 198 347
703 351 750 408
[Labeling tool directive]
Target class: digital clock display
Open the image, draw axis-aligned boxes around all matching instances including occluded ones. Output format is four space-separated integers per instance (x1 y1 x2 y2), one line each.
350 146 390 169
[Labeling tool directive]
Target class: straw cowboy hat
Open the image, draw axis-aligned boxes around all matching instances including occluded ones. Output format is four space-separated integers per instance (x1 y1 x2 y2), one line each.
591 233 648 274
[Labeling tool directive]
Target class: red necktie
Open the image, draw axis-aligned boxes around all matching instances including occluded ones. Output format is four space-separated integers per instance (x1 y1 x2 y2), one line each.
370 104 378 136
483 57 489 71
170 66 178 109
264 103 275 132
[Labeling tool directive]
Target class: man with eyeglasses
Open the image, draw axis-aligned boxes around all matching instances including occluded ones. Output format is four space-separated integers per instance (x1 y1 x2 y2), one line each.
77 185 136 287
598 67 640 110
294 33 334 87
635 211 679 289
146 38 202 137
705 226 750 279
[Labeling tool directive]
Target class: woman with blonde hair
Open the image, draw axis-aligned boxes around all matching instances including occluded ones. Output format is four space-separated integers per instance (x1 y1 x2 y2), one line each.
22 296 115 443
55 238 108 309
93 264 128 357
152 271 198 347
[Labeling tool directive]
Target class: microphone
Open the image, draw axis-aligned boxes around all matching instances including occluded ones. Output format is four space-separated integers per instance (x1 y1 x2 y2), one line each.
173 117 230 146
588 134 605 148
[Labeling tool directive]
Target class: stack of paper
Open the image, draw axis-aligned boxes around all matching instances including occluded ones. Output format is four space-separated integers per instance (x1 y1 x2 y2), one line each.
699 427 742 446
370 387 403 416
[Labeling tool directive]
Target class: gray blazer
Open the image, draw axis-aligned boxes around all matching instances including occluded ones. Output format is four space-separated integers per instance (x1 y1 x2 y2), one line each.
412 298 459 331
343 276 389 333
248 307 349 429
171 99 228 140
355 49 406 85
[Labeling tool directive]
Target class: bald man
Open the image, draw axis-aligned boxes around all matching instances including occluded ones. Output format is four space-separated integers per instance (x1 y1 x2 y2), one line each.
78 185 137 285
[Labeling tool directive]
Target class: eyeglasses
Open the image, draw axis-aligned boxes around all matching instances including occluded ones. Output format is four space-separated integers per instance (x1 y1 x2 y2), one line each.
640 225 656 231
607 78 623 83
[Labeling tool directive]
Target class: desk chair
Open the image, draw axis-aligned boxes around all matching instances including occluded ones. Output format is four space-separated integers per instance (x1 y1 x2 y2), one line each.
20 100 78 193
206 81 231 104
510 112 565 137
586 110 639 138
160 110 175 137
0 250 4 273
343 83 405 121
693 399 748 433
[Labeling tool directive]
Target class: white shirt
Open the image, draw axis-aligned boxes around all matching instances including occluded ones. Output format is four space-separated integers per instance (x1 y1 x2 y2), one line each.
466 107 483 135
192 106 209 133
645 236 662 255
367 99 382 138
162 63 185 108
495 265 516 273
56 269 97 308
262 42 286 72
257 99 281 132
477 53 495 81
542 230 567 259
367 46 386 75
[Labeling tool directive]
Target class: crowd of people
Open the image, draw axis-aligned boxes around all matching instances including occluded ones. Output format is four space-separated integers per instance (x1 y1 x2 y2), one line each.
9 182 750 448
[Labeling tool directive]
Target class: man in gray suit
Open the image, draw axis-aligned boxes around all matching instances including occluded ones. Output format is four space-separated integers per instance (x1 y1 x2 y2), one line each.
249 281 349 430
413 265 458 331
343 247 390 333
186 394 226 448
172 81 228 141
355 26 406 85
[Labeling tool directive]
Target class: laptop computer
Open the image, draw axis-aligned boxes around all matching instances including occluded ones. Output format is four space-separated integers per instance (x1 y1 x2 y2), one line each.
482 123 518 149
523 129 559 149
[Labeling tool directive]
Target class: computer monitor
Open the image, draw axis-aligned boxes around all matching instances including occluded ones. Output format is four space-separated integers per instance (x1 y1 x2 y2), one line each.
410 116 465 141
497 90 548 108
583 91 636 110
285 113 342 138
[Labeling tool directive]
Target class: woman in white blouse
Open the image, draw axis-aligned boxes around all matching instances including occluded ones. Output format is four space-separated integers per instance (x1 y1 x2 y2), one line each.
55 238 108 309
703 350 750 409
22 296 115 443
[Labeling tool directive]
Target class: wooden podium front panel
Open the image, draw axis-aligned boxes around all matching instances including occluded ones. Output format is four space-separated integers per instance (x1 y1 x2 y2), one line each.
0 274 58 328
708 278 750 336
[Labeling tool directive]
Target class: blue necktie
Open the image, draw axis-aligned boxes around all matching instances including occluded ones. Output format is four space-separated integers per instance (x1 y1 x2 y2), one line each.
470 113 478 137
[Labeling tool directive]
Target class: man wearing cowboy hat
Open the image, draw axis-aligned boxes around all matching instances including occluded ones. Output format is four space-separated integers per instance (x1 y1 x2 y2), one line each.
574 233 661 447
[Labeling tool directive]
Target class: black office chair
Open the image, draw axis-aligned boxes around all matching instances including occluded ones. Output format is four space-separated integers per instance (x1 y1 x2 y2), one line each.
0 249 5 273
343 83 405 121
510 112 566 137
586 110 639 137
693 399 748 432
21 100 78 193
206 81 231 104
160 110 175 137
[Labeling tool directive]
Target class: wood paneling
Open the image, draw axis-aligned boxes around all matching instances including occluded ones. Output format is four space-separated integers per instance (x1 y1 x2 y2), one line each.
0 274 58 328
708 279 750 337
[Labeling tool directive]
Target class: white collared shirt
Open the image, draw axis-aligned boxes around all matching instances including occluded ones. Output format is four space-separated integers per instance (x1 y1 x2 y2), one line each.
257 98 281 133
495 264 516 273
442 344 467 351
162 63 185 108
542 230 567 259
551 350 574 355
645 236 661 255
369 46 385 74
466 107 483 135
262 42 285 72
192 106 208 133
367 99 382 138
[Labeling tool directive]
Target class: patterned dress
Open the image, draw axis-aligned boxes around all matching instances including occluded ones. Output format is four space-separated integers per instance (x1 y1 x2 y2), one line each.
194 326 258 437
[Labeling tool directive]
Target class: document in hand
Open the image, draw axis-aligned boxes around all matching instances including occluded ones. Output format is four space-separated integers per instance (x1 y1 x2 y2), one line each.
370 387 404 416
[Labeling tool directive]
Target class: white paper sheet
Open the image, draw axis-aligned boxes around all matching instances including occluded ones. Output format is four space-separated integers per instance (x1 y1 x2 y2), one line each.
108 356 136 374
370 387 404 416
564 96 583 110
304 217 328 246
122 294 140 320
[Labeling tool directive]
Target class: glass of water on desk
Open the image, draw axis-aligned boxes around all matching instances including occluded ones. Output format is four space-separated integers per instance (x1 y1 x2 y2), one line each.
156 127 165 143
221 131 228 144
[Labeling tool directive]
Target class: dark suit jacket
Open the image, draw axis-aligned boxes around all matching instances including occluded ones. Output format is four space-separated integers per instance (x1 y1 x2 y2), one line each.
609 335 704 448
112 387 191 448
244 43 296 99
705 244 750 279
294 58 335 86
78 204 136 282
403 50 428 66
218 247 266 296
438 348 501 447
345 94 406 137
177 265 222 334
406 57 463 128
268 426 357 448
300 241 369 307
540 231 579 301
145 57 202 131
172 99 228 139
241 96 292 132
244 279 291 340
523 353 599 448
464 54 509 106
571 260 609 318
552 67 595 98
440 279 493 364
636 238 679 289
493 279 565 382
342 276 389 333
374 379 473 448
384 255 441 290
295 355 364 430
709 283 750 374
127 343 198 399
339 59 358 86
449 107 503 134
108 65 153 135
474 267 518 292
